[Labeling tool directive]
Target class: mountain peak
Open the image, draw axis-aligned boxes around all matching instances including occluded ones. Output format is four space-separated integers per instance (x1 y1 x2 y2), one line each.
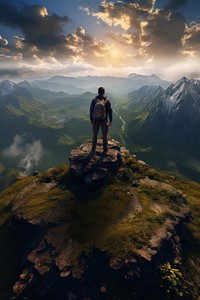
150 73 160 79
4 138 191 299
140 75 200 152
127 72 138 78
174 76 190 87
0 79 14 85
68 139 130 189
0 80 16 96
180 75 189 82
127 73 161 80
170 76 200 97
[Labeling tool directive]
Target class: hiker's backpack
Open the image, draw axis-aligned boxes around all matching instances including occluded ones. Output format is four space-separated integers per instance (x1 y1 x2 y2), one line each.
92 97 107 121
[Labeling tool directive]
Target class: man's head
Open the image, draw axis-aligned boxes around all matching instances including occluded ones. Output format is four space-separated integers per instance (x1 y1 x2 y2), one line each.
98 87 105 95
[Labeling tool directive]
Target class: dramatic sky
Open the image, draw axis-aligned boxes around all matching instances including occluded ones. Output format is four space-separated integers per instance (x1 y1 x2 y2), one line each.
0 0 200 80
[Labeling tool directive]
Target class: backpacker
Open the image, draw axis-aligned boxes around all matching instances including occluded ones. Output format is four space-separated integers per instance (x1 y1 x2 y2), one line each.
92 97 107 121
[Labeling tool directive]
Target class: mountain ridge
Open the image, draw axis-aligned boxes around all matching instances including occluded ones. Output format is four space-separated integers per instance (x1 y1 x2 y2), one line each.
29 73 171 95
117 77 200 180
142 76 200 147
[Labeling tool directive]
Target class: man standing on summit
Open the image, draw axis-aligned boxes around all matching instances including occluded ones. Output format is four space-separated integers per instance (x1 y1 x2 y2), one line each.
90 87 113 153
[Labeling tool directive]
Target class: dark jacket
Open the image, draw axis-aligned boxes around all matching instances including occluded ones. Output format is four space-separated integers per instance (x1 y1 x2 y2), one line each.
90 95 113 123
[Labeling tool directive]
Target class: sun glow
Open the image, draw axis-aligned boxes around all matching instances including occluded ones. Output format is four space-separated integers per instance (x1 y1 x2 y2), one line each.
40 7 48 17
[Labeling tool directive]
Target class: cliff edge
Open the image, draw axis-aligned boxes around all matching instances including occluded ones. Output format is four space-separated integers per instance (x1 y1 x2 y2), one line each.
0 139 197 300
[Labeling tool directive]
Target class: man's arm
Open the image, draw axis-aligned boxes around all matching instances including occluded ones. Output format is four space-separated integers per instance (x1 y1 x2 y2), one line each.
106 100 113 123
90 99 95 123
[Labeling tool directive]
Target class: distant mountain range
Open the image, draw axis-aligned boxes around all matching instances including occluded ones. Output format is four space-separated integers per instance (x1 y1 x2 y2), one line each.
0 73 171 99
1 74 200 182
28 73 171 96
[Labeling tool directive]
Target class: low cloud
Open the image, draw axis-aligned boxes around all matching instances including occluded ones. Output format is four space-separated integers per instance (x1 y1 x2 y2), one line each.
2 135 44 174
0 67 32 78
3 135 23 157
19 140 43 174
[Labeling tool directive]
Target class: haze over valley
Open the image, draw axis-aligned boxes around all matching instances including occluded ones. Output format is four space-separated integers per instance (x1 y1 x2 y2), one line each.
1 73 200 188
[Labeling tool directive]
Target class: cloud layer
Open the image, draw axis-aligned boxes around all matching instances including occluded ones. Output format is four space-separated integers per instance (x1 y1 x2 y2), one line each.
2 135 44 174
0 0 200 79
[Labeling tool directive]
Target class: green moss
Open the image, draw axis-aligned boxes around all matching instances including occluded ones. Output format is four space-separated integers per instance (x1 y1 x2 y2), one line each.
66 182 177 258
171 179 200 244
69 185 131 245
138 183 183 212
0 177 34 225
97 210 162 256
145 168 169 182
118 167 135 182
124 156 149 177
38 165 69 182
20 187 75 222
0 165 72 224
124 156 170 183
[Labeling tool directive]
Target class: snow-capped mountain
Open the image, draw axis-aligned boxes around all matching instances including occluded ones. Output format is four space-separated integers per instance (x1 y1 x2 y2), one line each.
0 80 16 96
116 76 200 180
131 76 200 150
0 80 34 104
159 76 200 116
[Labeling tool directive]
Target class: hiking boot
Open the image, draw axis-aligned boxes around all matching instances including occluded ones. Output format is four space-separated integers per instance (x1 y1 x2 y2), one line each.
87 148 95 159
89 147 96 155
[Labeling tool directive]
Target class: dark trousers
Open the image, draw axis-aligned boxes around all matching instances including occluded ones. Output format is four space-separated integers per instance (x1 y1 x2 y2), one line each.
92 121 108 151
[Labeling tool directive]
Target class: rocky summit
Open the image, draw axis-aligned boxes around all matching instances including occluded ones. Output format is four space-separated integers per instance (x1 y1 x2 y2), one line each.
68 139 130 188
0 139 199 300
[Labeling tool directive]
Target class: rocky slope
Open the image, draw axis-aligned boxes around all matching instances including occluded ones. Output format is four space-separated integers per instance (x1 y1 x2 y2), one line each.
0 139 199 299
133 77 200 150
116 77 200 181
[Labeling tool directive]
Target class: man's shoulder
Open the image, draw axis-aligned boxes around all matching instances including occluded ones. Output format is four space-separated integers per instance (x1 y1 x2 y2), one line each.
102 96 110 103
92 96 98 101
105 97 111 104
92 95 111 103
91 97 96 103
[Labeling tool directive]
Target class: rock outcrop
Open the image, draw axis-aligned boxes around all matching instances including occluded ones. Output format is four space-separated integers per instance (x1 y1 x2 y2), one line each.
0 139 193 300
68 139 130 188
